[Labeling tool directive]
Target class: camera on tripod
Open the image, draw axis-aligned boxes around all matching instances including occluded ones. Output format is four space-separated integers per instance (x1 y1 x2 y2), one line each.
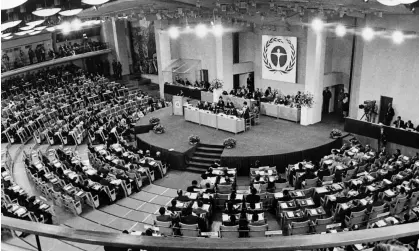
359 100 376 122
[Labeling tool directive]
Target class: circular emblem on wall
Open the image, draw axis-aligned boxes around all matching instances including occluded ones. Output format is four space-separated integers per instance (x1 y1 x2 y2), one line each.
175 101 181 108
262 37 296 74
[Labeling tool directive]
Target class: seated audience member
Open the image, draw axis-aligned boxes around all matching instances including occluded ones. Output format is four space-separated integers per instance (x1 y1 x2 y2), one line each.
204 183 215 194
167 199 182 212
246 188 260 204
192 200 207 216
228 192 242 204
180 208 199 225
187 180 199 192
317 163 331 181
175 190 190 202
225 201 240 215
156 207 172 222
249 212 265 226
223 214 238 226
393 116 405 128
275 174 287 183
405 120 414 129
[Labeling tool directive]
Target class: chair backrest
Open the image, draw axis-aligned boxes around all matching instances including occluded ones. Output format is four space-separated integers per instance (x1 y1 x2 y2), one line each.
314 217 334 233
220 225 240 238
369 204 387 221
248 224 268 238
304 177 318 188
155 220 173 236
180 223 198 229
322 174 335 182
218 184 232 193
275 182 288 191
347 209 367 228
180 228 200 237
392 196 408 215
410 191 419 207
290 220 311 235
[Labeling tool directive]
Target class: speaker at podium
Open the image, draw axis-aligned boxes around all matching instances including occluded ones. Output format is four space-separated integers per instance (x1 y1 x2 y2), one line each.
172 95 185 116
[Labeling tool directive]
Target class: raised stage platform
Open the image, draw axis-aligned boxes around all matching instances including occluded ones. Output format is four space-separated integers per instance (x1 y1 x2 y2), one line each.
136 107 344 175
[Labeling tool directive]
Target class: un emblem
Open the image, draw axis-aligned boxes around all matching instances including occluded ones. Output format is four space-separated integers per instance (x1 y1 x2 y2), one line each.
263 37 296 74
175 101 181 108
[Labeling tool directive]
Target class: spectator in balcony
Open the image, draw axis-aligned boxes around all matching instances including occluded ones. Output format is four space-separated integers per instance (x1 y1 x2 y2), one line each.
28 47 35 64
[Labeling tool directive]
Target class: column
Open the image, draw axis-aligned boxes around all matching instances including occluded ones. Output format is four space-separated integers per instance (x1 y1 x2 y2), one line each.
301 17 327 126
155 20 172 99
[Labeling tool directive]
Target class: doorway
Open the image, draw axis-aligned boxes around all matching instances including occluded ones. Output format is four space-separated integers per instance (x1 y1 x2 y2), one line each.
378 96 393 124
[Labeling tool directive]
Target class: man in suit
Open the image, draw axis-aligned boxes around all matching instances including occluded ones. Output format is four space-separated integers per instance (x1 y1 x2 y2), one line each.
187 180 199 192
181 208 199 225
175 190 190 202
156 207 172 222
384 103 395 126
317 164 331 181
192 200 207 216
167 199 182 213
242 101 250 120
393 116 405 128
405 120 414 129
246 188 260 204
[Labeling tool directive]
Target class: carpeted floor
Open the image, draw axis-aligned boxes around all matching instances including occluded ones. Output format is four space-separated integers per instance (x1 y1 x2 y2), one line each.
137 107 345 157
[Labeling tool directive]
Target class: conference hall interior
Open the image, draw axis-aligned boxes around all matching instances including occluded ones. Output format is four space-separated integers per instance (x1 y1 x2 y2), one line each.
1 0 419 251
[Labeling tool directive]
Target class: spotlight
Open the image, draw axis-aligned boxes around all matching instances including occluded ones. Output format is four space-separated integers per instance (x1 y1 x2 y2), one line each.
362 27 374 41
212 24 223 36
185 25 191 32
311 18 323 32
61 21 71 34
363 0 369 2
168 26 179 39
392 30 404 44
195 23 207 37
335 24 347 37
71 19 82 31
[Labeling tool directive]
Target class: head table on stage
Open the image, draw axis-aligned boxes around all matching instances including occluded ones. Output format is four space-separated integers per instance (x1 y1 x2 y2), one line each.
184 105 245 134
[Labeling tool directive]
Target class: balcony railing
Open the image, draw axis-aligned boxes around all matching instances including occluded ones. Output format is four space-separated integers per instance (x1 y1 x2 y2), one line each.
2 217 419 251
1 42 109 73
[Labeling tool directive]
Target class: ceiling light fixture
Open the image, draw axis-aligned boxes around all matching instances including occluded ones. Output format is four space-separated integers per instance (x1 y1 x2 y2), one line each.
33 7 61 17
1 0 27 10
29 30 42 35
35 26 47 31
335 24 347 37
1 20 22 31
168 26 179 39
376 0 400 6
392 30 404 44
3 35 13 40
15 30 31 35
26 20 45 27
20 25 35 31
398 0 417 3
362 27 375 41
59 8 83 16
195 23 208 37
46 26 56 32
81 0 110 5
1 32 12 38
311 18 324 32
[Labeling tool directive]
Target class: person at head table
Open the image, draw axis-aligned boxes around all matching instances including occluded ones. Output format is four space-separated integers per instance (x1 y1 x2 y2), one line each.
217 96 225 110
393 116 405 129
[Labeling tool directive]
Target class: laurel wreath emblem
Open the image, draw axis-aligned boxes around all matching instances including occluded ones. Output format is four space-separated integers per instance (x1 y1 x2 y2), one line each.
263 37 296 74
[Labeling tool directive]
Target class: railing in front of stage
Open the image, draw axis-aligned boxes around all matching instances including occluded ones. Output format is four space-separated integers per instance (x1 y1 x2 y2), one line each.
2 217 419 251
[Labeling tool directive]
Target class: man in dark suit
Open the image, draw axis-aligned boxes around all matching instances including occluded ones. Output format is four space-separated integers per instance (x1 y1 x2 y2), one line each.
393 116 405 128
186 180 199 192
242 101 250 120
246 188 260 204
181 208 199 225
167 199 182 212
384 103 395 126
317 164 331 181
192 200 207 216
175 190 190 202
156 207 172 222
405 120 414 129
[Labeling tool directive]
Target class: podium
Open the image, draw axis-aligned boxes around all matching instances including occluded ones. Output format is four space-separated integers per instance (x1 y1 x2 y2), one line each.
172 96 184 116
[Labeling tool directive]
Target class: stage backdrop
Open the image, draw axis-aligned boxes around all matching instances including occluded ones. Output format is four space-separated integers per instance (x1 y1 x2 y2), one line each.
130 19 158 75
261 35 297 83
